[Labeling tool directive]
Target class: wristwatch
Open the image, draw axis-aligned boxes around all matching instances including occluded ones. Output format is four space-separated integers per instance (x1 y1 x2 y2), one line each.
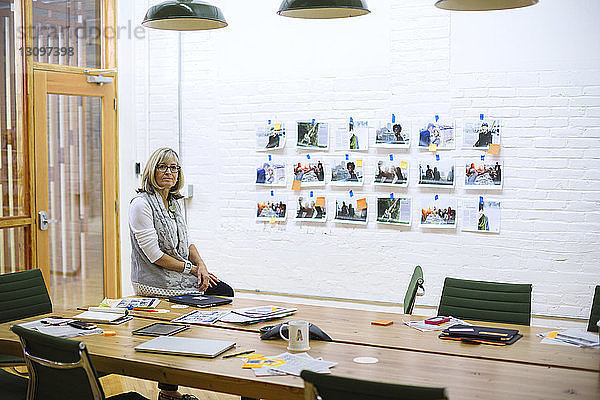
182 261 193 275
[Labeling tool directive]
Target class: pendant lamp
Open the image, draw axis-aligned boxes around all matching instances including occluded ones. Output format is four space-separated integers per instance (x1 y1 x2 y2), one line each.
142 0 227 31
277 0 370 19
435 0 538 11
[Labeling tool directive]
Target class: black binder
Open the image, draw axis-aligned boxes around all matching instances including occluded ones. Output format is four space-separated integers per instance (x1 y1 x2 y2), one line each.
439 324 522 345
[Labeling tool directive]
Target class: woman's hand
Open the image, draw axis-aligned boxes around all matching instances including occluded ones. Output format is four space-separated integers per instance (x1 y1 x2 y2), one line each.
192 265 219 292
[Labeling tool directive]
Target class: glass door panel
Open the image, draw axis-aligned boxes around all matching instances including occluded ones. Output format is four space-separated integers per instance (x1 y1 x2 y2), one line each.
46 94 104 307
32 0 101 68
0 226 30 273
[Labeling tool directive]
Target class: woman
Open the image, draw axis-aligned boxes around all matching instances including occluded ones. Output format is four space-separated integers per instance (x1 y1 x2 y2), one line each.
129 147 233 400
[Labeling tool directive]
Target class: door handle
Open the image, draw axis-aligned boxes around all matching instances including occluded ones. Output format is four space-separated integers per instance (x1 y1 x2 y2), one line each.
38 211 59 231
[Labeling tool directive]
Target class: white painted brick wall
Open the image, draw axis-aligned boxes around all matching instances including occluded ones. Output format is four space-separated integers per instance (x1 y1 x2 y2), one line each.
118 0 600 319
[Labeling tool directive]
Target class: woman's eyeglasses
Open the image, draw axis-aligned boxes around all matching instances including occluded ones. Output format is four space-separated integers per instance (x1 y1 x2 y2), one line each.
156 164 180 173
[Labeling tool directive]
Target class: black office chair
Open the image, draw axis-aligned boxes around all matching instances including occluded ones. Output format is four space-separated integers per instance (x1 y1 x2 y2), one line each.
10 325 148 400
301 370 448 400
587 285 600 332
0 269 52 368
438 277 532 326
404 265 424 314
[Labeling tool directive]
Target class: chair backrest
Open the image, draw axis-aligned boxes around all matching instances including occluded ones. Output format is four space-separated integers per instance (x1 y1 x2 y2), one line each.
0 269 52 324
10 324 106 400
301 370 448 400
438 277 532 326
404 265 424 314
587 285 600 332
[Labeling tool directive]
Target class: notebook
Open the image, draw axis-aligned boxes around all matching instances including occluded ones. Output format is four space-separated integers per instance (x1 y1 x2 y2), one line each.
439 324 522 345
167 294 232 308
134 336 236 358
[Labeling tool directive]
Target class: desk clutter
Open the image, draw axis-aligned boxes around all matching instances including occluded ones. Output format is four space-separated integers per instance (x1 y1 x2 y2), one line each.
238 351 337 377
538 329 600 348
17 317 104 338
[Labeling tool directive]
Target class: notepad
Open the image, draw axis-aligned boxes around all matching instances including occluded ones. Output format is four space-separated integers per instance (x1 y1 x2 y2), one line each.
73 307 131 324
134 336 236 358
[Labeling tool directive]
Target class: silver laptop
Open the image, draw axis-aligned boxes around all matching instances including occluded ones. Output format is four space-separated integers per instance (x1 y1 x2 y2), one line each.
134 336 236 358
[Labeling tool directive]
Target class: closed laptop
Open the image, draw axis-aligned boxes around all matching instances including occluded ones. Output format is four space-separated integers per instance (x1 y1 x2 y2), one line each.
134 336 236 358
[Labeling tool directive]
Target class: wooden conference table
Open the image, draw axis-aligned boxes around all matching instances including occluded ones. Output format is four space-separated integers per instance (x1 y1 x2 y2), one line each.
124 297 600 373
0 301 596 399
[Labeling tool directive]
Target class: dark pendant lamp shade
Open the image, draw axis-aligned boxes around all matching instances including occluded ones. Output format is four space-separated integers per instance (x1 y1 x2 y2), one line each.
435 0 538 11
277 0 370 19
142 0 227 31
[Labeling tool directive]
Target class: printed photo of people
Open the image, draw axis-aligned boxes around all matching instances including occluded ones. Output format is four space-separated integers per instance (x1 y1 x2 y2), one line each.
256 121 286 151
256 194 287 221
297 121 329 150
256 159 286 187
294 160 325 187
374 160 408 186
377 197 411 226
464 160 502 189
374 119 410 148
331 158 364 186
462 119 500 149
418 159 454 187
418 120 455 149
420 196 457 228
334 196 368 224
335 119 369 151
295 195 326 222
462 198 500 233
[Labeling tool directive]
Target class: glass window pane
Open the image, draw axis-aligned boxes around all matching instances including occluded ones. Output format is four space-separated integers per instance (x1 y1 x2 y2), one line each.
32 0 101 68
0 226 31 273
0 0 28 217
47 94 104 306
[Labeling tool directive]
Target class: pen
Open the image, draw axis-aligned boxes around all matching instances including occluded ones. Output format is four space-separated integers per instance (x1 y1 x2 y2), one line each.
132 308 160 312
223 349 256 359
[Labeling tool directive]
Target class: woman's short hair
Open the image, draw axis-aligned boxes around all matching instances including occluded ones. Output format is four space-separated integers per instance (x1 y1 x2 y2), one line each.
138 147 184 199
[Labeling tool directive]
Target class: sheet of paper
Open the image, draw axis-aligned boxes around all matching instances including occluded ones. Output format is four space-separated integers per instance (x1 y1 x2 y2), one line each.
402 317 471 332
269 352 337 376
171 310 230 325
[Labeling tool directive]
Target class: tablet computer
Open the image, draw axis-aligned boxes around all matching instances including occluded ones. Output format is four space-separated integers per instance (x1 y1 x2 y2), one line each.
132 322 189 337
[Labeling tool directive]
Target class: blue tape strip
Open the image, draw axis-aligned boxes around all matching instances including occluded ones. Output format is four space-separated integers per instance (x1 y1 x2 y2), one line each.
350 117 353 123
480 114 484 121
480 196 484 204
390 193 394 199
307 154 311 160
311 118 315 124
435 194 439 200
435 115 439 122
310 191 314 198
349 190 354 197
481 155 485 161
270 190 274 197
268 155 271 161
345 154 349 160
392 114 396 123
268 119 271 124
389 154 394 161
436 154 440 161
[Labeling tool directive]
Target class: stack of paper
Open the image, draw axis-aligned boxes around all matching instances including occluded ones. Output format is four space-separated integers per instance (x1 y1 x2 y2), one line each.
18 317 103 338
172 310 230 325
402 317 470 332
220 305 297 324
245 352 337 377
73 307 132 324
538 329 599 348
114 298 161 309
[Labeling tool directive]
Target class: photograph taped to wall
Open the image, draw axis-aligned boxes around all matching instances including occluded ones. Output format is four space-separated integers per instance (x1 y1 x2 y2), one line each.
464 159 502 189
297 121 329 150
295 194 327 222
293 160 325 187
420 195 457 229
377 197 411 226
334 196 367 225
330 157 364 186
462 198 500 233
462 119 501 149
256 193 287 221
418 119 455 149
256 121 286 151
374 119 410 148
418 159 455 187
256 159 286 187
374 159 408 187
335 119 369 151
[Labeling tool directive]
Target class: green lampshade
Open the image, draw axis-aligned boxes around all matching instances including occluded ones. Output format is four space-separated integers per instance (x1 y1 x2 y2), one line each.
142 0 227 31
277 0 370 19
435 0 538 11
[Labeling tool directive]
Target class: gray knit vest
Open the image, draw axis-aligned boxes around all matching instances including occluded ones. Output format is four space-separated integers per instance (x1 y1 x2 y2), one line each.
130 192 197 292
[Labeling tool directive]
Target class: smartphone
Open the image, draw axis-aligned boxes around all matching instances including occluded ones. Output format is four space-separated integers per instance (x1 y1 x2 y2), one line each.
424 316 451 325
68 320 98 330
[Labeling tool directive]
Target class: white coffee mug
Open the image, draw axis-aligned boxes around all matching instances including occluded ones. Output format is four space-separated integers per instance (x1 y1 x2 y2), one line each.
279 320 310 351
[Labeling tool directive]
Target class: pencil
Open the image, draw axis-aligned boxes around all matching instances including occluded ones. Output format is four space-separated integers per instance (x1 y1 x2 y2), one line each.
223 350 256 359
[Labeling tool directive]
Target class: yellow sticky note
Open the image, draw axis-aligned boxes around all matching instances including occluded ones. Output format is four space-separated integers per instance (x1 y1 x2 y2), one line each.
274 123 281 130
242 359 265 368
357 198 367 210
400 161 408 169
269 217 276 224
292 180 302 191
546 331 559 339
487 143 500 154
245 354 265 359
357 159 363 167
429 144 437 152
315 197 325 208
